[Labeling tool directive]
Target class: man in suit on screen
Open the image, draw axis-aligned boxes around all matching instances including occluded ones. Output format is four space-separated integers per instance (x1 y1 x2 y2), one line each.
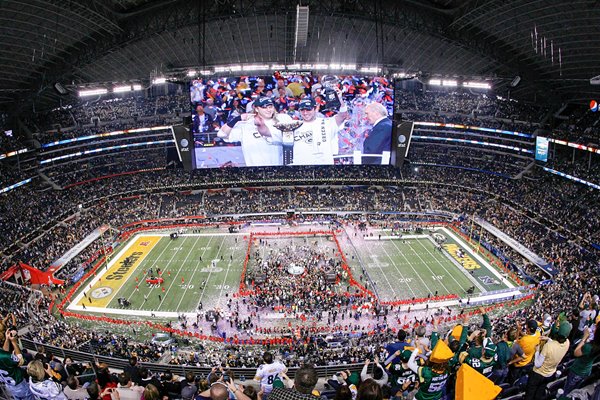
362 102 392 164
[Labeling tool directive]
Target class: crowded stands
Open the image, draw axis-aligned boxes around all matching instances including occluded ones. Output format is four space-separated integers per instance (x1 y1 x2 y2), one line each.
1 85 599 400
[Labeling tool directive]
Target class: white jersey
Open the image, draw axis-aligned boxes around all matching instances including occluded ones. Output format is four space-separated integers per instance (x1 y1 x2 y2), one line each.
226 117 285 166
254 361 287 394
292 117 340 165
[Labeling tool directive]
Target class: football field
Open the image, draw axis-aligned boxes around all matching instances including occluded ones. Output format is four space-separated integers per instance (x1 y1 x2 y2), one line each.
69 225 516 317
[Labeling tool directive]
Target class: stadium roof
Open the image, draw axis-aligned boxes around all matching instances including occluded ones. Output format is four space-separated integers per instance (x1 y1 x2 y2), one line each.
1 0 599 112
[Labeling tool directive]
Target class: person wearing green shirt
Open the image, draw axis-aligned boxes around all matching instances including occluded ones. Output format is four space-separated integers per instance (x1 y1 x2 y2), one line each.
562 323 600 397
0 330 34 400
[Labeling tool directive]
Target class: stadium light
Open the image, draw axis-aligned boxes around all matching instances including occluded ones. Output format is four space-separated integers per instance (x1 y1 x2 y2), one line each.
271 64 285 70
79 88 108 97
464 81 491 89
187 70 197 77
113 85 132 93
152 77 167 84
229 65 242 72
360 66 381 73
132 84 142 91
429 79 442 85
442 80 458 87
242 64 270 71
341 64 356 70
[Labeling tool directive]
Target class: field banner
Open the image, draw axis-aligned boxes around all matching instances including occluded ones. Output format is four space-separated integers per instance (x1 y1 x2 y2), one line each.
474 217 555 275
50 225 110 270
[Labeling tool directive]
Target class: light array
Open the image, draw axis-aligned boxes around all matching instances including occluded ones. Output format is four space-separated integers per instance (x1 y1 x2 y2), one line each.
429 79 489 89
78 84 143 97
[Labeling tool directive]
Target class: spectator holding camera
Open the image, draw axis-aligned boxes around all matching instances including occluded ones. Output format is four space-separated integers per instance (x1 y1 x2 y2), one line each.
562 321 600 397
26 360 67 400
360 357 388 387
0 328 33 400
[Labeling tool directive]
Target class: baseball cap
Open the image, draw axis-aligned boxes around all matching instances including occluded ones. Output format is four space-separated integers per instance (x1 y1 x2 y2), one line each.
399 350 413 362
527 319 539 332
483 340 497 358
558 322 573 338
254 97 274 108
298 98 316 110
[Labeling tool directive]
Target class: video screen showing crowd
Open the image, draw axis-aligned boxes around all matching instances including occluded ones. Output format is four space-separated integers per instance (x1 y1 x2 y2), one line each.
189 73 394 168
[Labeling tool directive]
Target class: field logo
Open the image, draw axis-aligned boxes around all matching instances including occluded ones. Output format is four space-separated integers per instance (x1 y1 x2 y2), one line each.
140 241 151 246
443 243 480 270
433 233 446 242
91 287 113 299
478 275 500 285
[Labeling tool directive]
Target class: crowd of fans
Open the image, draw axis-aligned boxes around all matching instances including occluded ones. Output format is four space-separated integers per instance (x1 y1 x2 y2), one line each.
1 85 600 399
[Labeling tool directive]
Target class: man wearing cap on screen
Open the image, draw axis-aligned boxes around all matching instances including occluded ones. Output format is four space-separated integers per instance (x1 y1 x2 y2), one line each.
293 89 348 165
217 97 291 166
362 102 392 165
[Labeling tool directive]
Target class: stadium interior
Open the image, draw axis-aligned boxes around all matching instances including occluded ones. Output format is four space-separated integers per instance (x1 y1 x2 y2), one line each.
1 1 600 400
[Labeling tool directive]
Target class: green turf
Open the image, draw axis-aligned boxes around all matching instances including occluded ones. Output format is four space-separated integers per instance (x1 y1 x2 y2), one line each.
106 234 245 312
94 228 512 314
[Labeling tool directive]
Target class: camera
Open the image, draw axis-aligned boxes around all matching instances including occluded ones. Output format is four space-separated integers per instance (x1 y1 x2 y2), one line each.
223 375 230 382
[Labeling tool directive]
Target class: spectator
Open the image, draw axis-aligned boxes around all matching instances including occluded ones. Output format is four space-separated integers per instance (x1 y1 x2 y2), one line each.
124 357 141 385
26 360 67 400
269 364 319 400
63 376 89 400
508 319 541 383
356 379 382 400
0 329 33 400
115 372 144 400
525 320 572 399
254 351 287 397
562 321 600 396
360 358 388 387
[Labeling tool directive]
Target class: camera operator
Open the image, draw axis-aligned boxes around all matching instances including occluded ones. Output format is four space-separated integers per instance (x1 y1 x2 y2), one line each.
0 328 34 400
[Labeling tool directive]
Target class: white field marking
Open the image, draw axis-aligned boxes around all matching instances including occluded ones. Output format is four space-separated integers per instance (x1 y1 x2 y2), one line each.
157 235 203 310
375 240 418 299
439 227 514 288
198 235 226 308
388 239 436 298
69 234 153 311
172 235 206 311
402 240 453 294
425 235 487 292
413 238 475 293
125 237 174 303
216 237 246 307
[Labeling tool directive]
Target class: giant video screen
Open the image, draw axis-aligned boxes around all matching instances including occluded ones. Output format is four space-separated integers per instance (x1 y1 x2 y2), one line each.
189 72 394 168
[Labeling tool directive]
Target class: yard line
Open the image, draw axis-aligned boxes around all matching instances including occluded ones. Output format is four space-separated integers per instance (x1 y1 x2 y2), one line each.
174 235 212 311
197 234 226 308
413 239 471 292
125 238 172 304
157 236 202 311
401 239 452 294
216 236 246 307
388 239 437 297
372 241 418 299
